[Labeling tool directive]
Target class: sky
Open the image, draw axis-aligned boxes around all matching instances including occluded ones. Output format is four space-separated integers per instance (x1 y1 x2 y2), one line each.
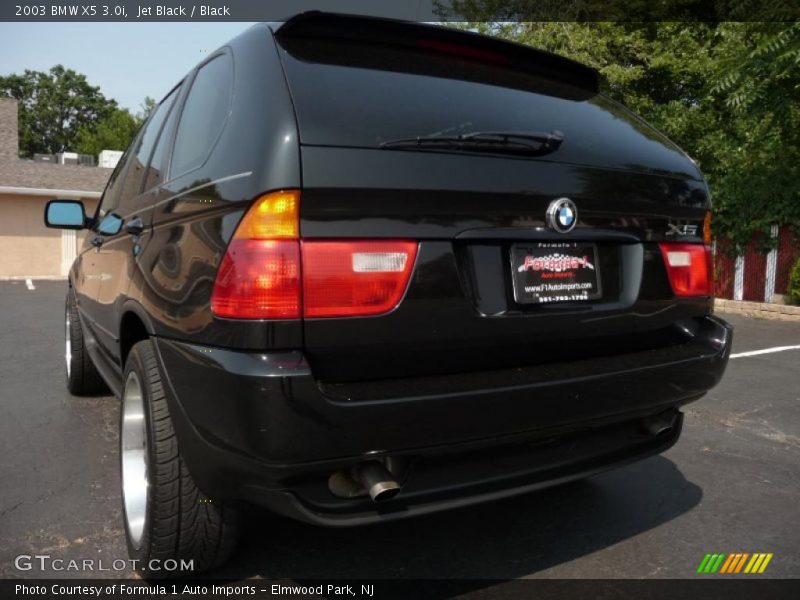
0 23 255 111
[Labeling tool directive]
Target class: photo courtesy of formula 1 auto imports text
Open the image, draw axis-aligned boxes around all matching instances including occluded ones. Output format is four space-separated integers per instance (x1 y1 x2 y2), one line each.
1 1 799 599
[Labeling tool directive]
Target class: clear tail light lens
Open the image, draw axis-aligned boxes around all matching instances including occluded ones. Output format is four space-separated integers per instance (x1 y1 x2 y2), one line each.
659 242 712 297
302 240 418 318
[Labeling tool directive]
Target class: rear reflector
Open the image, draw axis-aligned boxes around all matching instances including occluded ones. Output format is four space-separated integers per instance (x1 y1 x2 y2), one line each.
211 190 302 319
303 241 418 318
659 242 712 297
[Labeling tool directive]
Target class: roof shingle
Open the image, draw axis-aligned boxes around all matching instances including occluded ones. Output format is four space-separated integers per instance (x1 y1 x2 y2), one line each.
0 98 111 195
0 159 111 194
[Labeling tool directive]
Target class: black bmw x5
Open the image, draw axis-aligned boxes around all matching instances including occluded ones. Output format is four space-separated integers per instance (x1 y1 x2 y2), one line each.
45 13 732 573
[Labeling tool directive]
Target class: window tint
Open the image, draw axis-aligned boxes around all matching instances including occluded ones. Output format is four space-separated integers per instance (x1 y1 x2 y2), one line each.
278 39 693 176
146 85 183 188
118 89 179 203
170 54 233 177
95 137 138 222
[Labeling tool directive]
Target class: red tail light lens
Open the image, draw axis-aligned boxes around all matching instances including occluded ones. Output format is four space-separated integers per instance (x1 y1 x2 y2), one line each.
211 191 301 319
211 239 300 318
659 242 712 297
302 240 418 318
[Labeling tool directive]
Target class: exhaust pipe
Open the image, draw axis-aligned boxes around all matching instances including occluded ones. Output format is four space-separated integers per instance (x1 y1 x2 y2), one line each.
641 410 678 436
355 461 401 503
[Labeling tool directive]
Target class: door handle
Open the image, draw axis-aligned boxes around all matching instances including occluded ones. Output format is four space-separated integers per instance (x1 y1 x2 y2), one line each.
125 216 145 236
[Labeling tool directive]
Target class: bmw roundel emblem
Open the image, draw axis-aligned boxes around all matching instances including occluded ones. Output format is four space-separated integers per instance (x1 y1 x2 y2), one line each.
546 197 578 233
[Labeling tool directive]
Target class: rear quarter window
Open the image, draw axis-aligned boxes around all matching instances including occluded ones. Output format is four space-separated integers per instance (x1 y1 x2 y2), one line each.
170 53 233 178
118 87 179 202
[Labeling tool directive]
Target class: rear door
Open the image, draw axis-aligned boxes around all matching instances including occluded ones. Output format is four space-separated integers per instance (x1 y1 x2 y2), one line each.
76 140 137 350
274 17 711 382
91 86 181 366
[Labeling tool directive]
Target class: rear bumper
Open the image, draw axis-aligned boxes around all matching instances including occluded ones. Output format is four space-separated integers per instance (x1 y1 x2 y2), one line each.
153 314 731 525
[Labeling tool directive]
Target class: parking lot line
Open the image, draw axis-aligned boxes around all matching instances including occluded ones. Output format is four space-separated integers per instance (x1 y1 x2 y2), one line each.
730 345 800 359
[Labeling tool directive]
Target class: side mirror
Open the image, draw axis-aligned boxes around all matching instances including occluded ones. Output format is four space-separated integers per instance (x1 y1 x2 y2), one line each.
45 200 86 230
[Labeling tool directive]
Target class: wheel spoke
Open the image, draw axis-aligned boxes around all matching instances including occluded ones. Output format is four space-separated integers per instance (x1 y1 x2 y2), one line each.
65 306 71 379
121 371 148 550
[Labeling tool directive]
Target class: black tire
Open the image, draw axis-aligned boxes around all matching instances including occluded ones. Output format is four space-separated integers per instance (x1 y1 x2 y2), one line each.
65 289 108 395
121 340 239 577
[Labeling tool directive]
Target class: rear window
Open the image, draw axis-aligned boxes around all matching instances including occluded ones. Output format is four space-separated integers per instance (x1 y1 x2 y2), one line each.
276 37 696 177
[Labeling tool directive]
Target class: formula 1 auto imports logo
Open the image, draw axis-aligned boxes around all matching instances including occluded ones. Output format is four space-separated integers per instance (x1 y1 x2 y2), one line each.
696 552 774 574
517 253 595 273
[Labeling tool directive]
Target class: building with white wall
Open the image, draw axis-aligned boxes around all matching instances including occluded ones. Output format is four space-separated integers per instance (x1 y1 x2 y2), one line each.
0 98 112 278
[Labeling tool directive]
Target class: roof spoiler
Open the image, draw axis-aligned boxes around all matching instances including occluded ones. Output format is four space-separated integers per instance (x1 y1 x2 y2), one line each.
273 12 600 95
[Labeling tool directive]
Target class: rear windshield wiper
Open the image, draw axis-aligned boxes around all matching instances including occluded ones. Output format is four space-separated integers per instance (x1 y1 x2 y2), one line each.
380 130 564 155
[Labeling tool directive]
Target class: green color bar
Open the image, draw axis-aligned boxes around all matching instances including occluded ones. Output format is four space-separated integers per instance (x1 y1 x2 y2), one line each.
710 553 727 573
697 554 712 573
704 554 719 573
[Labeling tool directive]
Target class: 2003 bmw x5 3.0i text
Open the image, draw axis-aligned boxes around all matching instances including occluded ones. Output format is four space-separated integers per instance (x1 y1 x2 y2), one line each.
45 13 732 574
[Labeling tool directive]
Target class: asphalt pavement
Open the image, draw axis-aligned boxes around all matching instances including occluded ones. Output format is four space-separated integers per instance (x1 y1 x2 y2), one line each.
1 280 798 580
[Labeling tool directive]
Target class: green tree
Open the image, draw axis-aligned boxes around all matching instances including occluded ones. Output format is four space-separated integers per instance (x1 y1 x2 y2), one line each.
74 108 140 157
0 65 117 157
75 96 159 158
138 96 157 120
710 22 800 247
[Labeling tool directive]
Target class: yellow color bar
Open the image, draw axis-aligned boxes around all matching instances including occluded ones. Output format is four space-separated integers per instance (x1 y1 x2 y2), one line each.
758 554 773 573
751 554 767 573
744 553 763 573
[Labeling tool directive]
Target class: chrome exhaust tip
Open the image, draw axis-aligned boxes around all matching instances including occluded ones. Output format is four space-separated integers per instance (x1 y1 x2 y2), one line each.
641 410 678 436
355 460 401 503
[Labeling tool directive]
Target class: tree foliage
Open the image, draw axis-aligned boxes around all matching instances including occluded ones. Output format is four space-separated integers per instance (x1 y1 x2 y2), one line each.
73 95 156 156
0 65 117 157
139 96 157 120
788 257 800 305
73 108 140 157
452 20 800 248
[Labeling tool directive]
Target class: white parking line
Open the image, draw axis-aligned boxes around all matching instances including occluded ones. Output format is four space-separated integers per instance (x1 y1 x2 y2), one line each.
730 345 800 359
25 279 35 291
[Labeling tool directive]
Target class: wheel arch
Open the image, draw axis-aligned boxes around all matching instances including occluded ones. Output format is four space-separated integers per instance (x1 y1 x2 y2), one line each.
119 301 156 369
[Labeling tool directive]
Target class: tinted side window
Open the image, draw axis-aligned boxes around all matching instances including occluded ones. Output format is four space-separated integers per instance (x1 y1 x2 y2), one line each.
170 54 233 177
95 135 139 222
146 85 183 189
117 89 179 204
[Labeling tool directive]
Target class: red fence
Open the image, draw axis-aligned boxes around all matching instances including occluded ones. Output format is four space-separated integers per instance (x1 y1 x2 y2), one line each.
714 226 799 302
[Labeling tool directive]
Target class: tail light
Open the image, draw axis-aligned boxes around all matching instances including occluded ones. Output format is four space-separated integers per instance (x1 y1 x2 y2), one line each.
659 242 712 297
211 190 301 319
211 190 417 319
302 241 418 317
